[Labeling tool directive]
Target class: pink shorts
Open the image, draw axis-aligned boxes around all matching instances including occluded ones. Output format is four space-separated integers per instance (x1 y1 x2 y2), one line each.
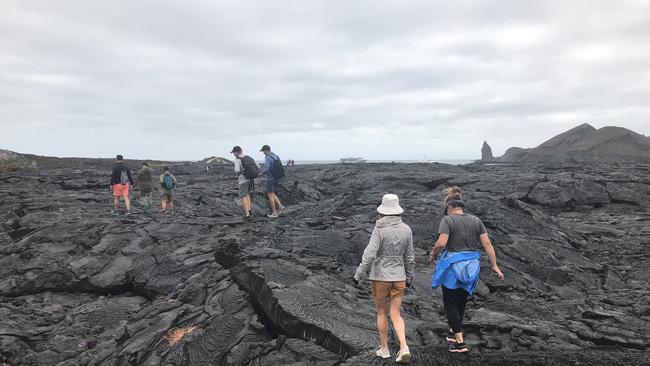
112 184 129 197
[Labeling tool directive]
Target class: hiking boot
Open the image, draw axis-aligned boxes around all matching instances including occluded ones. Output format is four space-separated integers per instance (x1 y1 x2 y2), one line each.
267 212 279 218
278 205 285 215
375 347 390 359
396 346 411 363
111 210 119 216
449 342 468 353
125 210 131 216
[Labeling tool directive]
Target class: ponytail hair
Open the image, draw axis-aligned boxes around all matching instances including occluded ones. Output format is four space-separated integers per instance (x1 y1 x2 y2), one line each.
443 186 464 207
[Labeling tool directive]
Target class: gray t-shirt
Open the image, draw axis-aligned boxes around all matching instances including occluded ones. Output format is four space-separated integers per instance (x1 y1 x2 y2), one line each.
438 214 487 252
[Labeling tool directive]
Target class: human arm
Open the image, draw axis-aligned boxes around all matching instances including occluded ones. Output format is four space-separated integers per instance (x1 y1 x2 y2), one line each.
429 216 451 263
428 233 449 263
109 166 119 186
354 228 380 282
260 155 271 177
480 233 504 279
404 230 415 285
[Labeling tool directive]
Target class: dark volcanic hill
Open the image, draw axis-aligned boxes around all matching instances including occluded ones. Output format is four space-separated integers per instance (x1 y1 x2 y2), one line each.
1 157 649 365
499 123 650 163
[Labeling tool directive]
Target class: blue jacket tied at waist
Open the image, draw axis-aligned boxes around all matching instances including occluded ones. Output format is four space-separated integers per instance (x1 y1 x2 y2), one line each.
431 251 481 295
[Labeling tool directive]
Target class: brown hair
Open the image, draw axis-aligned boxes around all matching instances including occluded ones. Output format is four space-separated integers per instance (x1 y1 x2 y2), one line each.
442 186 463 205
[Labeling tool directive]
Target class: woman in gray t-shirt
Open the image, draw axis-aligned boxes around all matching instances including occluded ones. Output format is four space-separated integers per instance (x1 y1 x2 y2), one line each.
428 186 504 353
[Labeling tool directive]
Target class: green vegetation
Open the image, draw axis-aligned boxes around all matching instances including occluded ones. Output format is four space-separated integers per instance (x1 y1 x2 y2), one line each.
0 149 38 172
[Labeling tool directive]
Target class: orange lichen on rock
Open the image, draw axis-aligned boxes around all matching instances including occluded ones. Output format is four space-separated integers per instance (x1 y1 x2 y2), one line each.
163 325 197 346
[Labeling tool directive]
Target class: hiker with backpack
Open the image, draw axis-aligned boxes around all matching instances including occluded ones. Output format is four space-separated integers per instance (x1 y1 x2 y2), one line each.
137 162 154 216
259 145 285 218
109 154 135 216
160 167 178 213
231 146 258 219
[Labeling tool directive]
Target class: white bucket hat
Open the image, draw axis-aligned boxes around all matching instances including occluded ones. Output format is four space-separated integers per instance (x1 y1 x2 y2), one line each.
377 194 404 215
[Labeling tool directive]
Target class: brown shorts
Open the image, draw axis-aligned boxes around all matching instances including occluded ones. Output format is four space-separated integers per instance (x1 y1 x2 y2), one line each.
371 281 406 300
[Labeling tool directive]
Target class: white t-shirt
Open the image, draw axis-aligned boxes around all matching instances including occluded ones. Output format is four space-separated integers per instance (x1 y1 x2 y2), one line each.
234 158 249 185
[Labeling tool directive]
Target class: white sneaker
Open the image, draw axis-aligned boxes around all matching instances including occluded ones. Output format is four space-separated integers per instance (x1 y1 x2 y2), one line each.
396 346 411 363
375 347 390 359
267 212 279 218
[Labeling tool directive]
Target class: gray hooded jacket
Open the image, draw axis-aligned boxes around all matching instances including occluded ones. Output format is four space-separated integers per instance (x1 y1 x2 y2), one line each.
354 216 415 282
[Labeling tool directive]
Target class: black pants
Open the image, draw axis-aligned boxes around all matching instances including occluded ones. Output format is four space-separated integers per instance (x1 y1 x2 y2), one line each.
442 286 469 333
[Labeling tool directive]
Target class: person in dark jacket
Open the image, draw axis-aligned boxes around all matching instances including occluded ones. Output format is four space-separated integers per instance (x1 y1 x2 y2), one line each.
137 162 154 215
109 155 135 215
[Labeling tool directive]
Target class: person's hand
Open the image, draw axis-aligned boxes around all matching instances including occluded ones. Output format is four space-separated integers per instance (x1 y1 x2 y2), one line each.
406 280 412 288
352 277 359 287
492 265 504 280
428 249 437 264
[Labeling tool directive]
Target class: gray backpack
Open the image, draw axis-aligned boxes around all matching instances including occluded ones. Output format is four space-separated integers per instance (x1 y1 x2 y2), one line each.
120 169 129 185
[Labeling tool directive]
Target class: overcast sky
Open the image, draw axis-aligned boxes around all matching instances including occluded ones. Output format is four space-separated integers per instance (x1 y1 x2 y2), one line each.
1 0 649 161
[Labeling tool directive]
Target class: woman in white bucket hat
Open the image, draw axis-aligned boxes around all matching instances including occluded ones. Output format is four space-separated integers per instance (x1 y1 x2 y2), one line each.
354 193 415 363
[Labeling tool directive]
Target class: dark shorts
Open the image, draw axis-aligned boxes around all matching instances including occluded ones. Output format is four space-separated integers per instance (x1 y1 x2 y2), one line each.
372 281 406 300
238 181 252 198
162 189 173 201
265 177 284 193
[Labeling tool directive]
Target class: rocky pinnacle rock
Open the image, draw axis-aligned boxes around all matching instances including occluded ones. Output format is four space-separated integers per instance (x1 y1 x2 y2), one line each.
482 141 494 161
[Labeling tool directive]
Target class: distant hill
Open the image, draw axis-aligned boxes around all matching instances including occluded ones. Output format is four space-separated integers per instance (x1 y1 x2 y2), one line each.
0 150 233 172
0 149 38 172
200 156 233 165
499 123 650 163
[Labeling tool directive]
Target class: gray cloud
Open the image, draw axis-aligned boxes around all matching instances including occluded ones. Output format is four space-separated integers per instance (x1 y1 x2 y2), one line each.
1 0 649 160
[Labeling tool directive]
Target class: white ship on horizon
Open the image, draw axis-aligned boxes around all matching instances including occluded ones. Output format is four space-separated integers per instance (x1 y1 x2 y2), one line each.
339 157 367 164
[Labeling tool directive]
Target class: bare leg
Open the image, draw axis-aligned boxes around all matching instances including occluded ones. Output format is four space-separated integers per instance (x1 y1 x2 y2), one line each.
273 194 283 209
242 195 251 216
124 195 131 210
162 196 167 210
389 296 408 349
454 332 465 344
374 297 390 351
169 197 173 211
267 193 277 213
113 196 119 210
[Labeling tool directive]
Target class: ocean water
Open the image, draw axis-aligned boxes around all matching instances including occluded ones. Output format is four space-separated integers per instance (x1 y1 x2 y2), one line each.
291 159 475 165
